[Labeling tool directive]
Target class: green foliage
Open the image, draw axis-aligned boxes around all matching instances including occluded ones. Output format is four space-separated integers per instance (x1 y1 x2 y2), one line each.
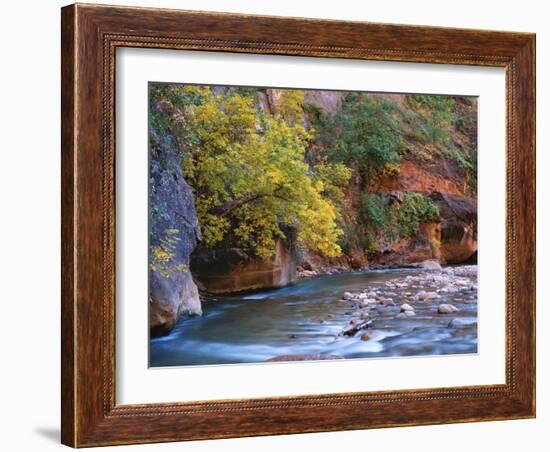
408 95 456 147
360 192 440 254
404 95 478 191
441 146 474 171
410 95 456 122
455 114 473 133
313 93 404 176
229 86 261 99
150 110 171 136
150 83 207 109
417 120 451 147
444 146 478 194
310 92 476 192
149 84 210 160
360 194 389 230
397 193 440 237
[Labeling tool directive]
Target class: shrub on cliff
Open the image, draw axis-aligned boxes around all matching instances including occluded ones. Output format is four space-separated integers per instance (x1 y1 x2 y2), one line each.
360 194 390 231
360 192 440 254
398 192 440 236
312 93 404 177
405 95 477 189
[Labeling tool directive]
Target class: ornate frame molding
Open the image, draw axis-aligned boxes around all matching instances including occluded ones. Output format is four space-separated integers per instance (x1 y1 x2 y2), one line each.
62 4 535 447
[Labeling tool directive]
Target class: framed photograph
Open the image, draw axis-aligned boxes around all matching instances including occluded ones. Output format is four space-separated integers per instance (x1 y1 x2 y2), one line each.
61 3 536 447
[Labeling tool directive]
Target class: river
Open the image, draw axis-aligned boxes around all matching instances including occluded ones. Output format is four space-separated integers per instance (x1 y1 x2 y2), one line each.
149 266 478 367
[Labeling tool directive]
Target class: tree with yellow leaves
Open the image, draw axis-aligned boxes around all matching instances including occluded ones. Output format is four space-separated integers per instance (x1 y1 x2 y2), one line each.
171 86 347 258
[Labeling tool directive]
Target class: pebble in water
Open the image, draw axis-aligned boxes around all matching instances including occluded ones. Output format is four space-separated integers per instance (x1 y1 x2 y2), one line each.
438 303 459 314
396 310 416 318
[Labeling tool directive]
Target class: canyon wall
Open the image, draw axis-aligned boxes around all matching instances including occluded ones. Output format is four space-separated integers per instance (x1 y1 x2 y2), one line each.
148 103 203 337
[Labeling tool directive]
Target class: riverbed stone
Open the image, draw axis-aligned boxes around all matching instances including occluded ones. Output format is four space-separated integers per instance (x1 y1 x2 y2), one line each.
377 297 393 303
420 259 443 271
438 303 459 314
448 318 470 328
360 298 377 308
400 303 414 312
300 270 317 278
396 310 416 318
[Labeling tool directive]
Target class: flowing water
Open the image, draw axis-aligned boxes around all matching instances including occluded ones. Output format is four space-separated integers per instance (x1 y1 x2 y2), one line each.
149 267 478 367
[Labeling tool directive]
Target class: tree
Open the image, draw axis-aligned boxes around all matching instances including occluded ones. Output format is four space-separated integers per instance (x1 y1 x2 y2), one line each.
177 87 346 258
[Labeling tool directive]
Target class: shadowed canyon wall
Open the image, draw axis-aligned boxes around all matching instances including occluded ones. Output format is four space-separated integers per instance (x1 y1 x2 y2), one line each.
148 104 203 337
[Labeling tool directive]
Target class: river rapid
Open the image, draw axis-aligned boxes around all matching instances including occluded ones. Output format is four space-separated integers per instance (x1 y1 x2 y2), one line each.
149 265 478 367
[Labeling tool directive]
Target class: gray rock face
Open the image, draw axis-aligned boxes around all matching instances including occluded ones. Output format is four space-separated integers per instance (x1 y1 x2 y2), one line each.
149 118 202 337
149 271 201 337
304 90 344 113
260 89 345 115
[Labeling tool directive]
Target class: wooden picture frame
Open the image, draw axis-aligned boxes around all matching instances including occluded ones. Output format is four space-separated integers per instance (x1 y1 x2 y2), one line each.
61 3 536 447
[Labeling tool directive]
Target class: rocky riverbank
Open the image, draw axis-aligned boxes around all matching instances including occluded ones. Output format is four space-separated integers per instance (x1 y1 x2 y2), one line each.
335 264 477 341
297 258 443 279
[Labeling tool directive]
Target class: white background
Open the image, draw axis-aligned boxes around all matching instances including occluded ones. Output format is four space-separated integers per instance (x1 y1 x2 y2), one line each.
0 0 546 451
117 49 505 404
